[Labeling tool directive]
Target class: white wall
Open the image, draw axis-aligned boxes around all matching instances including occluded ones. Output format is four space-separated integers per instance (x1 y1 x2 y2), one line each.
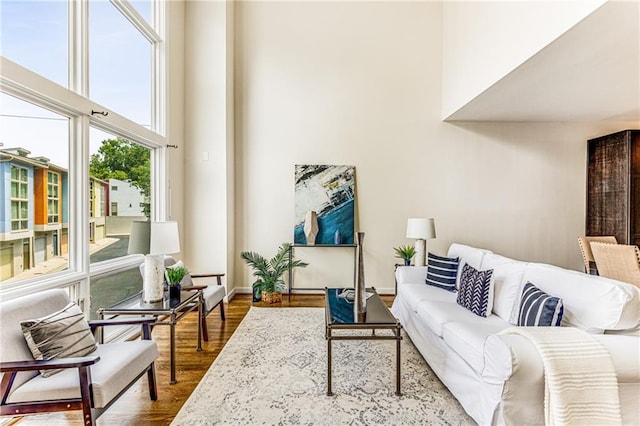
442 0 605 119
167 0 185 254
183 0 234 293
183 1 637 295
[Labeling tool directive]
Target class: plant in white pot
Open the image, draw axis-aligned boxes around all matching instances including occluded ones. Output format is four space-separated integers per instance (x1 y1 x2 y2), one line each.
240 242 308 303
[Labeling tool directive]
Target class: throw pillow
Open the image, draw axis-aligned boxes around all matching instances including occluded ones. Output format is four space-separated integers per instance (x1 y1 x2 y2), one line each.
518 282 564 327
456 263 495 317
21 302 97 377
425 252 459 292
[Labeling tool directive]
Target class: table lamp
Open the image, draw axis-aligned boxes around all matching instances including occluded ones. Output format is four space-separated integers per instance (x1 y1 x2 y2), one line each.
406 218 436 267
128 221 181 302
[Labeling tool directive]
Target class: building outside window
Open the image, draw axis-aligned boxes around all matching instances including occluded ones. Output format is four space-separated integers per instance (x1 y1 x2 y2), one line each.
10 165 29 231
47 171 60 224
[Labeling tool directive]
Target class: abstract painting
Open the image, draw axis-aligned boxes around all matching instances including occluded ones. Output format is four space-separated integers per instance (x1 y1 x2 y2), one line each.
294 165 355 245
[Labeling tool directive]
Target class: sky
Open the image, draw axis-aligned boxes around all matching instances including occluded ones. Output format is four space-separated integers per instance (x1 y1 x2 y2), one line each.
0 0 153 169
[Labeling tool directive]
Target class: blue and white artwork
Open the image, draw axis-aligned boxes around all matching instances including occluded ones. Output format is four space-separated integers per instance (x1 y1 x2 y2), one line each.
294 165 355 245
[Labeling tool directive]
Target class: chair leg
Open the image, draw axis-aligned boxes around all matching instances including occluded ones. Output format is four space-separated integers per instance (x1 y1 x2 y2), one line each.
78 366 95 426
147 363 158 401
219 302 226 321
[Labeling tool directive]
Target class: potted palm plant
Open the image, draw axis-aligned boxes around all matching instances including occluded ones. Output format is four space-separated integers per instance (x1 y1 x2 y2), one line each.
240 242 309 303
393 245 416 266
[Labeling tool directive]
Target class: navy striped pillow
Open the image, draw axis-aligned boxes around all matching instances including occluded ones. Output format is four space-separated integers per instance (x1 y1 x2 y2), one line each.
426 252 459 292
518 282 563 326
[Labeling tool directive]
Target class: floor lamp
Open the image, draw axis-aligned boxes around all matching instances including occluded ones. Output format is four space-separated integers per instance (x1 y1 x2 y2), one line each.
406 218 436 267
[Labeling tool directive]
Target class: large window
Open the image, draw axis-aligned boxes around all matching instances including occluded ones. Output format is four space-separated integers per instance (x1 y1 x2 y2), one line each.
0 1 167 315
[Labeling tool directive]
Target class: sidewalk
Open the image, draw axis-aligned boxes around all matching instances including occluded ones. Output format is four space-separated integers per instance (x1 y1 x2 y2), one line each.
3 237 120 283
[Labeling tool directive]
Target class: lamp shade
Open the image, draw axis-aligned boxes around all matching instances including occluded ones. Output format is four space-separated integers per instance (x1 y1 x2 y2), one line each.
406 218 436 239
149 221 180 255
128 221 151 255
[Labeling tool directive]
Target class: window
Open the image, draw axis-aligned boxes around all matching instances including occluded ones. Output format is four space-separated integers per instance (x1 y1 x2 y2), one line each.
10 166 29 231
0 1 166 315
0 0 68 87
90 1 152 128
89 128 151 265
47 171 60 224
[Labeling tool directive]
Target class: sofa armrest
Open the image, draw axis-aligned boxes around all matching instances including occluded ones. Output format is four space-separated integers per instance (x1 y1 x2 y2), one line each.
483 334 545 425
0 356 100 373
396 266 428 286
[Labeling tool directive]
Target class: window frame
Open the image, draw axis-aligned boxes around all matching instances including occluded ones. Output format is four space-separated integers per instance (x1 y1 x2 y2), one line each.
0 0 168 315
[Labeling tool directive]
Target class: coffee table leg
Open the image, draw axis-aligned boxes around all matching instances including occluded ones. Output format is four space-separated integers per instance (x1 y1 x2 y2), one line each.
327 332 333 396
170 313 177 384
396 327 401 396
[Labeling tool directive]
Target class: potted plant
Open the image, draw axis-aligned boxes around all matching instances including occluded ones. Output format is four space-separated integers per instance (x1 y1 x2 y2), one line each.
393 245 416 266
165 265 188 301
240 242 309 303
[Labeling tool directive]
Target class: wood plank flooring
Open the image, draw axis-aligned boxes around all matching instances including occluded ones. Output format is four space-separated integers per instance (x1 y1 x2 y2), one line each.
12 293 395 425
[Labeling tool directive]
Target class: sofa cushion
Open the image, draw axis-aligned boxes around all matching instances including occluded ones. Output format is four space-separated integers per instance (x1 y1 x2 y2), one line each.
8 340 158 408
415 299 479 337
398 283 457 313
480 253 527 324
456 263 494 317
20 302 97 377
426 252 459 292
517 282 563 327
441 317 511 374
522 263 640 331
447 243 491 289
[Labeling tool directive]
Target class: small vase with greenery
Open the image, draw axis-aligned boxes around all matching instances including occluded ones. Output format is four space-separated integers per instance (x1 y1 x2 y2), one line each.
165 265 188 286
240 242 309 303
393 245 416 266
165 265 188 302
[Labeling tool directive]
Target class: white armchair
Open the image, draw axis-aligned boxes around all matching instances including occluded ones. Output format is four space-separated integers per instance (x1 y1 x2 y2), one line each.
0 289 158 425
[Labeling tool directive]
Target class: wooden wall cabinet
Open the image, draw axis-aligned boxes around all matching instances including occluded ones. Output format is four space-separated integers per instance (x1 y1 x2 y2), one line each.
586 130 640 246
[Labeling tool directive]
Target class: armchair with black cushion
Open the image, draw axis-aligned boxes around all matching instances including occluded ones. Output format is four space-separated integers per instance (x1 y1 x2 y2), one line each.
0 289 158 425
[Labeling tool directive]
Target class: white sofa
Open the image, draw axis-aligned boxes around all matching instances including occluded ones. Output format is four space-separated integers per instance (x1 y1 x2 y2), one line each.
391 243 640 426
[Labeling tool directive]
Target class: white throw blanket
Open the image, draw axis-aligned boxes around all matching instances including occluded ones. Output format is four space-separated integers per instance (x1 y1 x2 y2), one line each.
500 327 622 426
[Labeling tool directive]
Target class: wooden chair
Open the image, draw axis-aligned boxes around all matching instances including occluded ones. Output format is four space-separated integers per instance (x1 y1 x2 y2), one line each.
0 289 158 425
590 242 640 287
578 236 617 275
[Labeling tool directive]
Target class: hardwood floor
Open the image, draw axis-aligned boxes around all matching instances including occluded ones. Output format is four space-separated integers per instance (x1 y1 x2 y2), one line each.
11 293 395 425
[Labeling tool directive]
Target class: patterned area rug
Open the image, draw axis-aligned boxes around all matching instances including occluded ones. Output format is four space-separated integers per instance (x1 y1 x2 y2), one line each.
172 307 473 425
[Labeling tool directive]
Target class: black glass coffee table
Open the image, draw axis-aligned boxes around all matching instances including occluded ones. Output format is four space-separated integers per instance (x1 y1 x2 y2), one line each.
324 287 402 396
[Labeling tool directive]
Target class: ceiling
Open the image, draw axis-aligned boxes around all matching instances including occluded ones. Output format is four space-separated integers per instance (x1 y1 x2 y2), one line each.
444 1 640 122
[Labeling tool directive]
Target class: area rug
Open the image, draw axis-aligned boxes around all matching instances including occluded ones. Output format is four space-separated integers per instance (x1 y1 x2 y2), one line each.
172 307 473 425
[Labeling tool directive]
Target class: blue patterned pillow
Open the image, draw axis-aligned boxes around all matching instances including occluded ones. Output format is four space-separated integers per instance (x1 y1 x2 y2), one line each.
518 282 563 326
425 252 459 292
456 263 494 317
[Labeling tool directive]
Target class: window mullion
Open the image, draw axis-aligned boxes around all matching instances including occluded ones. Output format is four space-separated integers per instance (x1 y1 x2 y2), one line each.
68 0 89 96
